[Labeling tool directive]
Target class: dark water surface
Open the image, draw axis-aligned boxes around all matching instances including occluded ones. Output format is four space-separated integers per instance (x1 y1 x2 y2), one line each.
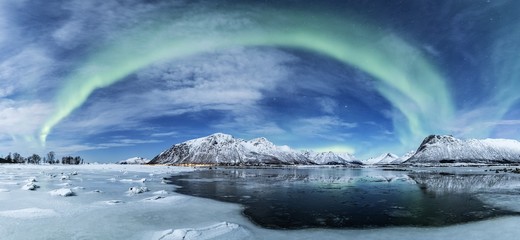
168 167 520 229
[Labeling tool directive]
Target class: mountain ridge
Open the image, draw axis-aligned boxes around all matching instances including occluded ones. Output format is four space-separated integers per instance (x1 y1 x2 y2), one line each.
149 133 359 165
148 133 520 166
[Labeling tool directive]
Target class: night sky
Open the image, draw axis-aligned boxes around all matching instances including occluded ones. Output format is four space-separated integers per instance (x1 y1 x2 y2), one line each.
1 0 519 161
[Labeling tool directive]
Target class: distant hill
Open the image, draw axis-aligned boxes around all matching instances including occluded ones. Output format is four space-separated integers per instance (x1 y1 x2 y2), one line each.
118 157 150 165
363 153 399 165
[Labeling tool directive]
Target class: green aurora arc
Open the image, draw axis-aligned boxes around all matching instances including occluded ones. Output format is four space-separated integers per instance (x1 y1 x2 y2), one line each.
40 9 455 146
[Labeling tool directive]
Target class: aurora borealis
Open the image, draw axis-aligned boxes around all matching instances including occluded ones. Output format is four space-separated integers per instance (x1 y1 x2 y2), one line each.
1 0 519 161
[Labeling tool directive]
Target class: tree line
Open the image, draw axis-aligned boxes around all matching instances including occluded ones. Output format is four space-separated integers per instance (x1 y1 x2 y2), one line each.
0 151 84 165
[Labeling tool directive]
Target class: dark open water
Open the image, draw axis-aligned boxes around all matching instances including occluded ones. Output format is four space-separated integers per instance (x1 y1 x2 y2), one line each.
168 167 520 229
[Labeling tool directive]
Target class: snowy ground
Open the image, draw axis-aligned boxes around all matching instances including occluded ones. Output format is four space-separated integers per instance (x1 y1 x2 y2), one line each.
1 164 520 240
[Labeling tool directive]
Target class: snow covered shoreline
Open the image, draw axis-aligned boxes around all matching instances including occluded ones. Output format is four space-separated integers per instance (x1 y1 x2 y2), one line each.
1 164 520 240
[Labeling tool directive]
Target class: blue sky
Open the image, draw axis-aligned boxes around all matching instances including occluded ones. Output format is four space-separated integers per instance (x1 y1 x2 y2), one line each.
1 0 519 162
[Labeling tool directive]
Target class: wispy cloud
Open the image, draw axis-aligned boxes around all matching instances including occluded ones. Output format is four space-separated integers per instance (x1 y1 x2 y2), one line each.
0 47 54 97
151 131 179 137
306 145 356 154
44 138 162 156
55 47 296 138
0 100 51 138
316 97 337 114
212 113 287 137
487 120 520 126
290 116 357 141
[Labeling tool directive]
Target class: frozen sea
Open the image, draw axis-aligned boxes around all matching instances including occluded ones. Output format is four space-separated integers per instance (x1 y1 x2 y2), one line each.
1 164 520 240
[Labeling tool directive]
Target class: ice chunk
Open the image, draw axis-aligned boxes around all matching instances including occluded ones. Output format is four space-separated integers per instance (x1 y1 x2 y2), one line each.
153 222 250 240
60 175 70 181
0 208 57 219
49 188 75 197
21 182 39 190
128 186 149 194
0 188 10 192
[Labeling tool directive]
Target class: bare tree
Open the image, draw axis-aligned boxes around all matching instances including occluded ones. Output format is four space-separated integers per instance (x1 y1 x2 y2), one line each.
12 153 24 163
47 151 55 164
27 154 41 164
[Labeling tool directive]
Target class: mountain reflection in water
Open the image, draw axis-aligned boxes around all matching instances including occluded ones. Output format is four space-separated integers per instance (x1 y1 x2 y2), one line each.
168 168 520 229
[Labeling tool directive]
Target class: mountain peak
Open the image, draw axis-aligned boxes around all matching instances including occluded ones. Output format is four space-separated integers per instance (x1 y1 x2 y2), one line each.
364 152 399 164
207 133 234 140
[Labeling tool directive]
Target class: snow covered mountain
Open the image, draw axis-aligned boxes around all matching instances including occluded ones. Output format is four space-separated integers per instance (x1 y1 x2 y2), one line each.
405 135 520 164
303 151 358 165
118 157 150 165
149 133 313 165
390 151 415 164
363 153 399 165
149 133 359 165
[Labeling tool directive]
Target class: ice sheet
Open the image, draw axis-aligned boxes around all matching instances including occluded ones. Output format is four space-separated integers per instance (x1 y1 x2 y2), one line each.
0 164 519 240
